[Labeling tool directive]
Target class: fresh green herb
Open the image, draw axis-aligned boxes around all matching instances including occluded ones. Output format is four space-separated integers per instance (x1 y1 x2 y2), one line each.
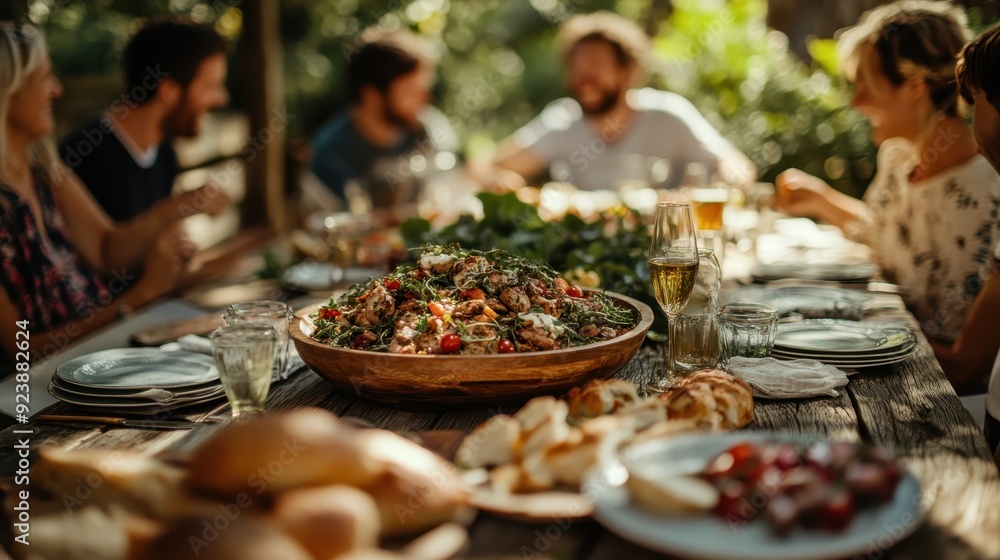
401 192 663 331
310 245 638 354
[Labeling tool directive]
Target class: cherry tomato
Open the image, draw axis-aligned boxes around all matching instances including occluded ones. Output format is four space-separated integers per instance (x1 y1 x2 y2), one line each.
565 285 584 298
497 339 516 354
384 278 401 290
354 335 372 350
441 333 462 353
319 307 341 320
404 291 417 300
460 288 486 300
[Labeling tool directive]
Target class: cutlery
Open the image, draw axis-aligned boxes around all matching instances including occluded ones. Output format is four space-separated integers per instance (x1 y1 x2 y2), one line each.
36 414 223 430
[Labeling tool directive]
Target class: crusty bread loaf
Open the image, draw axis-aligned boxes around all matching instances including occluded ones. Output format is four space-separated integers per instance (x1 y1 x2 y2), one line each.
26 506 130 560
358 429 469 537
566 379 640 420
32 448 205 520
144 516 311 560
659 381 720 426
658 369 754 429
514 396 565 432
454 414 520 468
187 408 383 497
683 369 754 429
271 485 381 559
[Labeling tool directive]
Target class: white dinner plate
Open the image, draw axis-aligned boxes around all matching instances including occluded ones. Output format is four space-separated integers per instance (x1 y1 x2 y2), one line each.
751 263 876 284
48 381 226 411
770 341 916 361
281 261 344 293
775 320 914 354
770 352 914 370
588 433 923 560
55 349 219 389
731 286 872 317
49 376 224 400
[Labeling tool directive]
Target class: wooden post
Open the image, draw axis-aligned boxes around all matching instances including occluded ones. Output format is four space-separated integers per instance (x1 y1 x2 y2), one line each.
238 0 287 232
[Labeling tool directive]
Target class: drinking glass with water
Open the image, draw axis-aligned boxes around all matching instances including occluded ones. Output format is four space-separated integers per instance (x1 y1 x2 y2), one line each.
210 324 277 420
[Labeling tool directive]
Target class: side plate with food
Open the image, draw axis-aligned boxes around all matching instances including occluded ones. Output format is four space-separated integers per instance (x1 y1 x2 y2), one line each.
588 432 922 560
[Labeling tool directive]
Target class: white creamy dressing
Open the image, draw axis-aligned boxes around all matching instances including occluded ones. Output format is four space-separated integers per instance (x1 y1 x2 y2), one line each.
518 312 565 337
419 254 455 269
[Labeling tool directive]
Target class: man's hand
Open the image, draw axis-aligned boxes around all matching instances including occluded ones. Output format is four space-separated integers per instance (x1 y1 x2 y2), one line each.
178 183 233 217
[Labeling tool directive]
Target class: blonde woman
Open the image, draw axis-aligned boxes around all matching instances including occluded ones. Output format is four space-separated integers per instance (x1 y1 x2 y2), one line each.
775 2 1000 361
0 23 200 363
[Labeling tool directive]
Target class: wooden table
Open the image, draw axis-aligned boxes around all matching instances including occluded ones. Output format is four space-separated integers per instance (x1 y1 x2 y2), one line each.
2 289 999 560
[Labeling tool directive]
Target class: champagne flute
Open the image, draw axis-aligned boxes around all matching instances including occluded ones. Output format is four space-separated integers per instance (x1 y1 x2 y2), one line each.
648 202 700 391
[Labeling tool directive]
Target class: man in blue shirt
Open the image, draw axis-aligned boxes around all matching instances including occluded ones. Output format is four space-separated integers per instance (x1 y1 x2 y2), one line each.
309 28 456 213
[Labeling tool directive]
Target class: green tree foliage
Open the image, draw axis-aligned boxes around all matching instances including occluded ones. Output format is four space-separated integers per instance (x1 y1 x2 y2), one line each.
650 0 876 197
19 0 996 197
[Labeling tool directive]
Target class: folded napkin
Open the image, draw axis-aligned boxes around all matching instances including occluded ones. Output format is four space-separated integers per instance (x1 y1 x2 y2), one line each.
725 357 849 399
162 334 306 380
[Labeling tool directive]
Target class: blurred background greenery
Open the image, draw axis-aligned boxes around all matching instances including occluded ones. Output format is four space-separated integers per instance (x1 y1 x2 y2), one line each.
2 0 998 198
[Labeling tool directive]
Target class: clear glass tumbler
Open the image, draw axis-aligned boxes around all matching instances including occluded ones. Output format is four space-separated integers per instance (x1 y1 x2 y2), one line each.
719 303 779 366
210 324 277 420
224 300 292 380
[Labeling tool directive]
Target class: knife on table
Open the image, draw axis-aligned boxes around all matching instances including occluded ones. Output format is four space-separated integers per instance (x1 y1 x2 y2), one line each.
36 414 222 430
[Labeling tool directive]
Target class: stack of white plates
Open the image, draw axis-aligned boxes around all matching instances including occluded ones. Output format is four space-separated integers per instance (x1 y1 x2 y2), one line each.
730 286 873 318
48 348 226 413
772 319 917 370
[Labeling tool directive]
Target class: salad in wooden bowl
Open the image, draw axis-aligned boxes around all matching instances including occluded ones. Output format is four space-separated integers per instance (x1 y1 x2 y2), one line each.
290 246 654 409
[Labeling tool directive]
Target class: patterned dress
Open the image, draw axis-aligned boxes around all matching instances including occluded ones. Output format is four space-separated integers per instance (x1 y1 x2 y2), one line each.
846 138 1000 342
0 167 111 332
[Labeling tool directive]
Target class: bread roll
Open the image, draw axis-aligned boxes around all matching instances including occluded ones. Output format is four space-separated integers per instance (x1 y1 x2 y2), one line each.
659 382 720 427
455 414 520 468
27 506 130 560
271 485 380 559
514 396 566 432
187 408 383 497
144 516 311 560
683 369 754 429
566 379 640 420
517 451 557 492
543 436 600 488
488 463 524 494
520 413 571 458
32 448 203 520
358 430 468 537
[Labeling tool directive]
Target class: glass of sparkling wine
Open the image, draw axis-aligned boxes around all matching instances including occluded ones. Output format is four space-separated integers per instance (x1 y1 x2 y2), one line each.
210 324 277 420
648 202 700 391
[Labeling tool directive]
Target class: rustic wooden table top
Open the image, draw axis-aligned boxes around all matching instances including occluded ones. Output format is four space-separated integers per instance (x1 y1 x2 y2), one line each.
2 287 998 560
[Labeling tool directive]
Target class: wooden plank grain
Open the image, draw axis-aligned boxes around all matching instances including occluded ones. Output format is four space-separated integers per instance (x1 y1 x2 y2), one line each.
748 392 860 441
847 337 1000 559
465 513 602 560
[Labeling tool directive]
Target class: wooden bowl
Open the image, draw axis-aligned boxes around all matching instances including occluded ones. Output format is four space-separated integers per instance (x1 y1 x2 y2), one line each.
290 292 655 409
